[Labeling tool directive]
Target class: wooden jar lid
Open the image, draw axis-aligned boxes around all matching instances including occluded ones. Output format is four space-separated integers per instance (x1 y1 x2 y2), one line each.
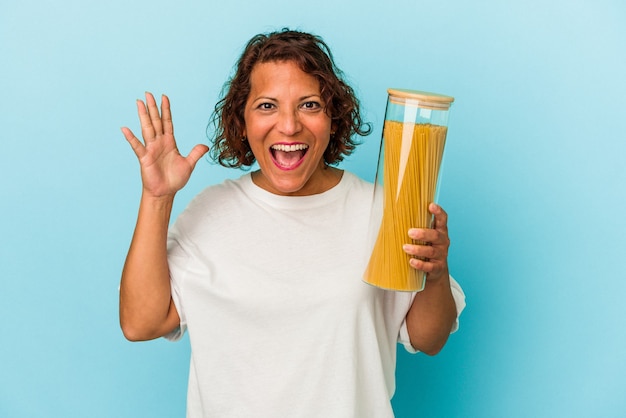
388 88 454 110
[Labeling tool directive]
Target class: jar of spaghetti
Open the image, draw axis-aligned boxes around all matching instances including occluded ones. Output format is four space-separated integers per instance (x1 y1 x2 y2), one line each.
363 88 454 292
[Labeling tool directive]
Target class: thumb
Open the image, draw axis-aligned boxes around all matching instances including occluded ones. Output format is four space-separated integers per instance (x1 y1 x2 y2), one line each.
429 203 448 232
186 144 210 168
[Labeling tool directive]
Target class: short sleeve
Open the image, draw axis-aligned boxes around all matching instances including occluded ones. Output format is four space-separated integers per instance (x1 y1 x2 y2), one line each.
162 225 189 342
448 275 466 333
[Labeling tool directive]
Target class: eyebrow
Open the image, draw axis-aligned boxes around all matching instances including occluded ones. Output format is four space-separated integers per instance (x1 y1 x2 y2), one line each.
250 94 322 102
299 94 322 101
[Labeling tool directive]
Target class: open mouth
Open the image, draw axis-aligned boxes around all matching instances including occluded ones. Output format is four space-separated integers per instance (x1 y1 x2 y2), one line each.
270 143 309 170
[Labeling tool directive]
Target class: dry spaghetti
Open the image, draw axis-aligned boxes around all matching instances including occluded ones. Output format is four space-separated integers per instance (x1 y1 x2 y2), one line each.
363 121 448 291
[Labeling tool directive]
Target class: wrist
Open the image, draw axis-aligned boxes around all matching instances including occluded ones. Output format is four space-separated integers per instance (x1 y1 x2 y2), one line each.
141 188 175 202
426 267 450 285
139 191 175 214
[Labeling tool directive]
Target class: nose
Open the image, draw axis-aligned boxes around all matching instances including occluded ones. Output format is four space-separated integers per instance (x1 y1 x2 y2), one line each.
277 108 302 136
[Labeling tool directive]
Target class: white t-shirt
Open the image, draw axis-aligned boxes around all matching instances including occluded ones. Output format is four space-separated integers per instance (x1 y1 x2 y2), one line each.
166 171 465 418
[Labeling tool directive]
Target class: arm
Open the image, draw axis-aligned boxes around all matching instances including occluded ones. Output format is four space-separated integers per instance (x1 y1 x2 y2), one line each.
402 203 458 355
119 93 208 341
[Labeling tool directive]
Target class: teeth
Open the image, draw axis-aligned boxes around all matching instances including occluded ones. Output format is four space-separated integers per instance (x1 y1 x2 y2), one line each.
271 144 309 152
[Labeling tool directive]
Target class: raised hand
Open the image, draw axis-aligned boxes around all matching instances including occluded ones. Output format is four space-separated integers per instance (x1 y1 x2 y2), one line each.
402 203 451 282
121 92 209 198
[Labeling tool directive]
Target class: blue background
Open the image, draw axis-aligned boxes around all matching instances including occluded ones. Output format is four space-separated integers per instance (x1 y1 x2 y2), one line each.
1 0 625 417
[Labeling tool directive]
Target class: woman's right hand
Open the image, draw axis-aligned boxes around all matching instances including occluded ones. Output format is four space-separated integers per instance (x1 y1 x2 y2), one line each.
121 92 209 198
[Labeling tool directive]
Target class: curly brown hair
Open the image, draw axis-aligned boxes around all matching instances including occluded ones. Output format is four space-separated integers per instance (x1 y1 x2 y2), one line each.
209 29 371 168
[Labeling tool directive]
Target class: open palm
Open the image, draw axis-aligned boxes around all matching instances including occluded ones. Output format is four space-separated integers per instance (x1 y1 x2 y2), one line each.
121 92 209 198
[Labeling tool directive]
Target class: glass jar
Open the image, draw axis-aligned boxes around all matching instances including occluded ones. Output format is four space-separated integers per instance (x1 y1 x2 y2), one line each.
363 88 454 291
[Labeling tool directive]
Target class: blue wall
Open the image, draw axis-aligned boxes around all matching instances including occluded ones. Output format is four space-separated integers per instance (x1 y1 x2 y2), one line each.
1 0 625 417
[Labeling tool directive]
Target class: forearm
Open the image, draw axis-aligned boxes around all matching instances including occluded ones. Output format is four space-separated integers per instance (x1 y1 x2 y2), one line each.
119 193 178 341
405 271 457 355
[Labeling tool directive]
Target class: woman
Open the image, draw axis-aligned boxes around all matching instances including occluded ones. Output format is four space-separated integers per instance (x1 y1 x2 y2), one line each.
120 29 465 417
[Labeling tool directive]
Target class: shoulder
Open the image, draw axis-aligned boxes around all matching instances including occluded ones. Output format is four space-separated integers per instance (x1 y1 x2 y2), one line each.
172 174 250 228
189 174 249 207
340 171 378 208
341 171 374 194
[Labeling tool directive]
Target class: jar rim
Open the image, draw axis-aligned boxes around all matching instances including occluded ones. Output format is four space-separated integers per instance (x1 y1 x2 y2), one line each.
387 88 454 110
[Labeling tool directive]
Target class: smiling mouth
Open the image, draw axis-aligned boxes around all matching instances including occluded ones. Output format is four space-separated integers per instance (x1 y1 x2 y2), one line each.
270 143 309 170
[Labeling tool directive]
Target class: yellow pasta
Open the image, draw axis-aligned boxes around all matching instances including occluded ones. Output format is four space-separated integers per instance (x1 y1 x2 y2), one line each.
363 121 448 291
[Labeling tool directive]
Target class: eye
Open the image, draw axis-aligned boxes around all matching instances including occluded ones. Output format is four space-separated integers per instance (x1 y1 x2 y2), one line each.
301 101 321 111
257 102 275 110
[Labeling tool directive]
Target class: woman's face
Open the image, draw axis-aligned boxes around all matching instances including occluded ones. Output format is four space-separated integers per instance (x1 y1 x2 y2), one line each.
243 60 337 196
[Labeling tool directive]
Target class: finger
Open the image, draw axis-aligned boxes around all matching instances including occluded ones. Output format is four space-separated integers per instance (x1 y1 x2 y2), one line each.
429 202 448 233
407 227 443 244
186 144 210 168
137 99 156 142
404 244 448 273
408 257 446 275
121 127 147 159
403 242 438 260
161 94 174 136
145 92 163 135
409 257 434 273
